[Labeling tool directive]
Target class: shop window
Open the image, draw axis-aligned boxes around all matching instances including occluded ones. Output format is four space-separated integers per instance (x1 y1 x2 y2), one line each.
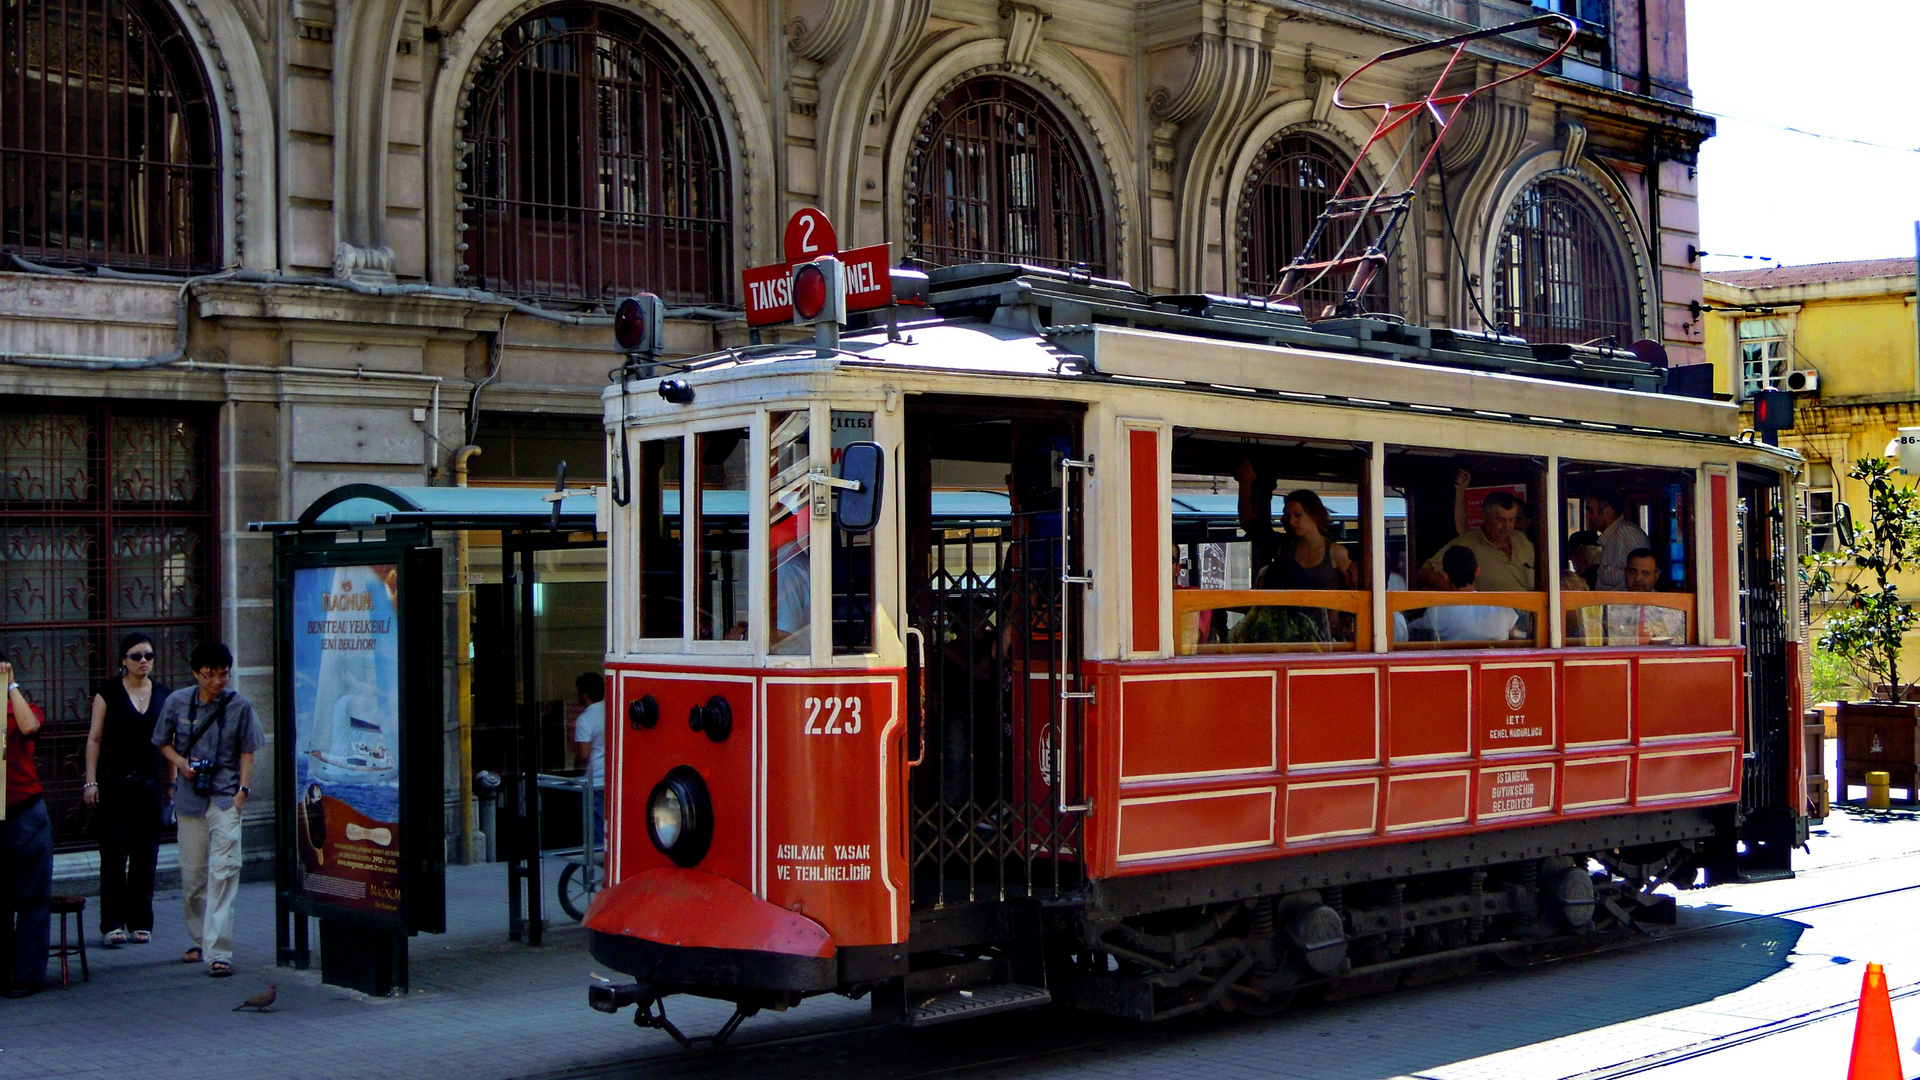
907 76 1107 273
462 4 732 307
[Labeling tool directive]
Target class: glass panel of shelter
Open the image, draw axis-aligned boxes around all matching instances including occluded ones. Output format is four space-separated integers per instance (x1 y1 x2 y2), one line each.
1557 462 1696 646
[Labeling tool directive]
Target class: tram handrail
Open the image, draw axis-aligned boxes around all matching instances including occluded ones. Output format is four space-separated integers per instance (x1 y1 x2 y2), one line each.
1386 590 1550 649
1174 589 1372 654
1560 591 1696 646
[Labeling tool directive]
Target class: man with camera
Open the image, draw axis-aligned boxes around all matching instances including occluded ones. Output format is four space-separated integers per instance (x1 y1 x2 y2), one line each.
152 643 263 977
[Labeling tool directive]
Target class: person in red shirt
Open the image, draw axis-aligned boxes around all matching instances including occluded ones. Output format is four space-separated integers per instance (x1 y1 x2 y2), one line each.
1 659 51 997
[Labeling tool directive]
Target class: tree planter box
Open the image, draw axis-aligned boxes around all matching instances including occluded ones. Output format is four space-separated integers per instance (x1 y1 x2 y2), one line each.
1836 700 1920 804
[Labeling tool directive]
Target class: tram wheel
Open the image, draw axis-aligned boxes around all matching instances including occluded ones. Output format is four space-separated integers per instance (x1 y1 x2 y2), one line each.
558 863 592 922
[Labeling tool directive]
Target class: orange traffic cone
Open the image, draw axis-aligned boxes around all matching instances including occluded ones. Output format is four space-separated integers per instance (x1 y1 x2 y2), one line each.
1847 962 1903 1080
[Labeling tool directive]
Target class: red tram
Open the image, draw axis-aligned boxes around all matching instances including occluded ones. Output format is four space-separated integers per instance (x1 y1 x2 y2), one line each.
583 263 1807 1042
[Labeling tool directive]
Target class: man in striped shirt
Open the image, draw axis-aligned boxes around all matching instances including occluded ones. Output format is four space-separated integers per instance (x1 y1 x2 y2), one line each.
1585 487 1649 591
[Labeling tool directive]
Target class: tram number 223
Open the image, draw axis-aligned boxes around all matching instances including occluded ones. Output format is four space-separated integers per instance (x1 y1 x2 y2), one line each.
802 696 864 736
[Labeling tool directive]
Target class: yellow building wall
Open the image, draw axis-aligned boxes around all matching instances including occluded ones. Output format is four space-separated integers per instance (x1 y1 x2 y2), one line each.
1792 296 1918 399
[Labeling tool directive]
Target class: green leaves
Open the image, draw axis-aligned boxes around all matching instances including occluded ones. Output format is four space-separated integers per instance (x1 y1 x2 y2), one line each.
1803 457 1920 702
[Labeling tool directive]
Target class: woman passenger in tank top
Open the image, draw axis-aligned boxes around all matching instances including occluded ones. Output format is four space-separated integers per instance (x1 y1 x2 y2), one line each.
1234 489 1358 644
82 633 172 946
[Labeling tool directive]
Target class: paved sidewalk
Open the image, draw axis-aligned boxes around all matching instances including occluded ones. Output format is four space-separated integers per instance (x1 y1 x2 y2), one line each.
0 855 866 1080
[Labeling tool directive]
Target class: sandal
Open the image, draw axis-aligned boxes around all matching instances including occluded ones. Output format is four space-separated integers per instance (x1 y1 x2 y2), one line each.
182 947 202 964
208 960 232 977
131 930 152 944
105 929 129 947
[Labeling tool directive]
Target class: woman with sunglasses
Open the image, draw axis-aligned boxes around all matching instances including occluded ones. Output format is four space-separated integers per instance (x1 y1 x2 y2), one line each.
82 634 172 947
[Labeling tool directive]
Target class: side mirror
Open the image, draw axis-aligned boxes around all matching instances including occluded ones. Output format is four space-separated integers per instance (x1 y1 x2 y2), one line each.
835 442 884 533
1835 502 1856 549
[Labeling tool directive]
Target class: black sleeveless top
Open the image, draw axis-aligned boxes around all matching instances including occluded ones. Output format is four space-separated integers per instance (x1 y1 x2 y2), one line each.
98 678 169 782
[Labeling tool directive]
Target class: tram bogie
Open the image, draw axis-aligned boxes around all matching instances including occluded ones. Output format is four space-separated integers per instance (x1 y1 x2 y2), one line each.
583 263 1806 1041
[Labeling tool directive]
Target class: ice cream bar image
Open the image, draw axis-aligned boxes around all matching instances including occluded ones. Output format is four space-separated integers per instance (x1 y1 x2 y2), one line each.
345 822 393 846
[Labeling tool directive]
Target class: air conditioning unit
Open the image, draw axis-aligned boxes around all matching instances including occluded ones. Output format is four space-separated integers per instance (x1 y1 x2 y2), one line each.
1785 369 1820 394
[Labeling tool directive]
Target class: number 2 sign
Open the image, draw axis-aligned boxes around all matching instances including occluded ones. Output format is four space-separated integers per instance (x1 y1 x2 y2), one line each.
784 208 839 264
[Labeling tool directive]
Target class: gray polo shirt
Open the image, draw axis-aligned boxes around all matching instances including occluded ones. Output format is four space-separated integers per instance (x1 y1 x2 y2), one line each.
151 688 265 815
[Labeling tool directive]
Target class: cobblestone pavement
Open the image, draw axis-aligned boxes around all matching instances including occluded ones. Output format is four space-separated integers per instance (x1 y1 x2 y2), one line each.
4 809 1919 1080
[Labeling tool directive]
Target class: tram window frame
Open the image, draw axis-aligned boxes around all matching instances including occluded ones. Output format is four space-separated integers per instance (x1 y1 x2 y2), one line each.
1166 429 1372 656
830 410 879 655
1558 462 1697 647
693 424 753 646
768 410 812 655
634 433 686 643
1386 447 1547 650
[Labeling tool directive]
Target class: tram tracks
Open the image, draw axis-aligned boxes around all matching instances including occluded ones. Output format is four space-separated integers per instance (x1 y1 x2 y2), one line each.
530 875 1920 1080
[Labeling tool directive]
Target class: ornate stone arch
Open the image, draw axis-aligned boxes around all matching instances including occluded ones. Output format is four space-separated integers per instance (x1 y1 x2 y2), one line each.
1219 98 1409 314
883 40 1133 282
430 0 772 295
1473 150 1654 344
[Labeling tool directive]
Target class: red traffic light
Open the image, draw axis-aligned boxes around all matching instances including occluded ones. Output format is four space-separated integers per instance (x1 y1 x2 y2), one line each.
790 256 846 327
793 264 828 321
1752 388 1794 431
614 293 664 353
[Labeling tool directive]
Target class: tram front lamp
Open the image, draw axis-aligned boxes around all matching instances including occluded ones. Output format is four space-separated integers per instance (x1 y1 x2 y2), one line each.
646 766 713 867
658 379 694 404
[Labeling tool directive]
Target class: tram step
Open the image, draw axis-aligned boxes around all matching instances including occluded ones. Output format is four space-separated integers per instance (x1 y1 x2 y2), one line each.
903 983 1052 1027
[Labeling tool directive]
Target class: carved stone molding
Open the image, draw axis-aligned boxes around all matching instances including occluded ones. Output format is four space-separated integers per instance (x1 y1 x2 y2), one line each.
1000 3 1049 74
787 0 859 63
792 0 931 228
334 242 398 284
1557 118 1589 171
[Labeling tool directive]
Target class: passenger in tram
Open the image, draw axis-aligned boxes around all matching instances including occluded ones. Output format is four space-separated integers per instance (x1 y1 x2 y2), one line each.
1417 491 1535 593
1564 530 1602 590
1450 469 1534 540
1229 478 1357 644
1604 548 1687 644
1585 487 1650 590
1408 547 1520 643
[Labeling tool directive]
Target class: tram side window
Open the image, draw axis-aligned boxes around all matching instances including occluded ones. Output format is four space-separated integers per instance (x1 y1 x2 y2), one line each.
695 429 751 641
1387 448 1544 648
832 411 876 654
637 437 684 639
1169 430 1368 654
1560 464 1696 646
769 411 810 655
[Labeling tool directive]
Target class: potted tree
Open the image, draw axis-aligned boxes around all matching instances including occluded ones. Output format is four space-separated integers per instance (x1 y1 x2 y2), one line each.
1804 456 1920 803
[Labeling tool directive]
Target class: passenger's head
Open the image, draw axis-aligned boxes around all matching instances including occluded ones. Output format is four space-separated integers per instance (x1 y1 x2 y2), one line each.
1625 548 1660 592
1566 530 1602 573
189 641 232 696
1442 544 1479 589
1585 488 1626 530
576 671 605 704
1283 490 1335 540
1480 492 1519 544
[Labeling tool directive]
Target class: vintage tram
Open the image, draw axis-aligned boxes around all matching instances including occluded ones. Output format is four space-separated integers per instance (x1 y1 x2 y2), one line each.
581 262 1807 1043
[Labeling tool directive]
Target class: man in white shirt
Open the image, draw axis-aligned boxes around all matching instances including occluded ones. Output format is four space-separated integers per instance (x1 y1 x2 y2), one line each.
572 672 606 847
1586 487 1650 591
1412 546 1520 643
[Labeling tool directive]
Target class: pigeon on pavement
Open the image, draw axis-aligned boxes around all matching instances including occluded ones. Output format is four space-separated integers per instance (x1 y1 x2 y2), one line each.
233 984 277 1012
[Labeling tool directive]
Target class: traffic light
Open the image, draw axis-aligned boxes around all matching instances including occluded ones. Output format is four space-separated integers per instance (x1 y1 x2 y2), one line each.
614 293 665 356
1752 389 1794 432
791 256 847 328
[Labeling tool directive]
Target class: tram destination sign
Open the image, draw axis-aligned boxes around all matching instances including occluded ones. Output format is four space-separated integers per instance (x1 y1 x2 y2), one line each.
742 208 892 327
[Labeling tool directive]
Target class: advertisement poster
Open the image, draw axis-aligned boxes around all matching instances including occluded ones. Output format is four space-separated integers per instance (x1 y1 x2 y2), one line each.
290 564 404 920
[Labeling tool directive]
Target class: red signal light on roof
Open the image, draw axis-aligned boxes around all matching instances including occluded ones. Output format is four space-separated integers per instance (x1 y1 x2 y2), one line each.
793 264 828 321
790 256 847 327
614 293 664 353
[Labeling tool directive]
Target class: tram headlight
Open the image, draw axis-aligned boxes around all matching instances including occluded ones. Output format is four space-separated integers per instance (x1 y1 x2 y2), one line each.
646 766 713 867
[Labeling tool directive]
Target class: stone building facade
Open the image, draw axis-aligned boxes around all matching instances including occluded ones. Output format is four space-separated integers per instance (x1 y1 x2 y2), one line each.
0 0 1713 857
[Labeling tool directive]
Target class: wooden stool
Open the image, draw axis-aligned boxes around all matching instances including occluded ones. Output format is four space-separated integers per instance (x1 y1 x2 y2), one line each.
48 895 88 988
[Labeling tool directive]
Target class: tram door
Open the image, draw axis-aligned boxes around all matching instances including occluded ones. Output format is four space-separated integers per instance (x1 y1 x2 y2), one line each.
905 399 1087 910
1735 466 1799 879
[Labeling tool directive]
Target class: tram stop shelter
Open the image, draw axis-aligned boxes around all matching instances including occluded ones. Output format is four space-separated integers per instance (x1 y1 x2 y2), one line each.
254 481 608 985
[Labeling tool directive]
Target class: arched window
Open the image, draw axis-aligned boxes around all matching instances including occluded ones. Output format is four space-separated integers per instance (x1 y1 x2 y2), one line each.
1238 132 1384 315
1494 177 1637 345
908 77 1106 273
1 0 222 272
462 5 731 307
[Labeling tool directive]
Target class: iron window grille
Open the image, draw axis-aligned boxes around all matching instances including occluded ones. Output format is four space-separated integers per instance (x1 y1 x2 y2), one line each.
1494 177 1637 346
461 4 732 309
0 401 216 850
1238 132 1386 316
0 0 222 272
907 77 1107 274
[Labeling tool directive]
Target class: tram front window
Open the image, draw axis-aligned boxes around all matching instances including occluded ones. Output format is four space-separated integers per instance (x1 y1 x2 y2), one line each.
695 428 750 641
769 412 810 654
831 411 876 653
637 437 684 639
1169 430 1369 654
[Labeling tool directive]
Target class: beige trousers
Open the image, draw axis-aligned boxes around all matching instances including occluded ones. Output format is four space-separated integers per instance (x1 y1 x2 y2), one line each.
177 803 242 964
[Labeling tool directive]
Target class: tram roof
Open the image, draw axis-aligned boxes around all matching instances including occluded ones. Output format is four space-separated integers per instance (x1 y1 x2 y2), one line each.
621 264 1745 444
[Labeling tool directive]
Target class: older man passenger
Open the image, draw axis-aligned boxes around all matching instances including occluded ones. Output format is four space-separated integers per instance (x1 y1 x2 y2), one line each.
1418 491 1536 593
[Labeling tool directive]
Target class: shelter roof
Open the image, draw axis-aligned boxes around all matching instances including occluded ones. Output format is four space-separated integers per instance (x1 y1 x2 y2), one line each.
250 484 601 533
